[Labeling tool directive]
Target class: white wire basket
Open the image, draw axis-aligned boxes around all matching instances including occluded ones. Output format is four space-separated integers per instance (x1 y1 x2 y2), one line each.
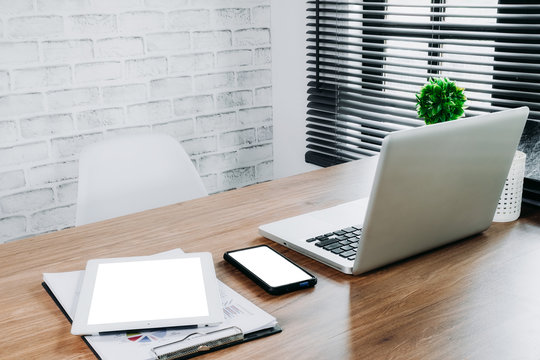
493 151 527 222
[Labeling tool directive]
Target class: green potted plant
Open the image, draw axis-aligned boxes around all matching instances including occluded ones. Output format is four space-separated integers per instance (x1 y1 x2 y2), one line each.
416 78 525 222
416 77 467 124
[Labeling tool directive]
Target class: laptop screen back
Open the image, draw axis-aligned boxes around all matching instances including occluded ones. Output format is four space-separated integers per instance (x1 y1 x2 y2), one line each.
354 107 529 274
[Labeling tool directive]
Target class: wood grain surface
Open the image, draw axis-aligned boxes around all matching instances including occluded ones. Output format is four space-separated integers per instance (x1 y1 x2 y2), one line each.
1 158 539 360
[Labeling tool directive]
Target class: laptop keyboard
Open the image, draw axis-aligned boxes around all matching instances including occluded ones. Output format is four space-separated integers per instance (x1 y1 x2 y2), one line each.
306 225 362 261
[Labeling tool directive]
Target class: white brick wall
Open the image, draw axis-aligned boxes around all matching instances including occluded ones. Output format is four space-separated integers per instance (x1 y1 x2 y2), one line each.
0 0 272 243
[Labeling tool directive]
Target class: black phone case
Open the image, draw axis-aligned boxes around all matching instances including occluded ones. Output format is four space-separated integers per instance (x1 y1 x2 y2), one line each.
223 245 317 295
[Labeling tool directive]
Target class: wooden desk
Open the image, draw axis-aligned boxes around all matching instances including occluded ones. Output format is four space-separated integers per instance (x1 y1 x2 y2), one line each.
1 159 540 360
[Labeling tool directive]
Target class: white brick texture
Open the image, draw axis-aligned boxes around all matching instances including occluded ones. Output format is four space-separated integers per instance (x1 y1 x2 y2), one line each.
153 118 194 139
126 57 167 78
91 0 144 11
194 72 235 91
96 37 145 58
197 112 237 133
193 31 232 50
199 151 237 174
8 16 64 39
144 0 189 9
0 42 39 65
237 69 271 87
20 113 74 138
118 11 165 34
0 216 27 242
29 161 78 185
13 65 72 90
252 6 271 26
0 120 19 142
0 93 44 118
254 47 271 65
170 53 214 74
56 181 77 204
0 0 272 243
216 90 252 109
212 8 251 28
0 121 18 142
254 86 272 105
220 128 256 148
127 100 172 124
37 0 91 12
0 0 33 14
150 76 191 98
30 204 76 232
77 108 125 130
102 84 147 105
168 10 210 30
146 32 190 53
74 61 123 83
66 15 117 36
47 87 100 110
42 40 93 62
0 71 8 92
174 95 214 116
51 133 104 158
0 170 26 192
222 166 256 190
0 189 55 214
0 142 48 167
238 106 272 125
234 28 270 46
217 49 251 68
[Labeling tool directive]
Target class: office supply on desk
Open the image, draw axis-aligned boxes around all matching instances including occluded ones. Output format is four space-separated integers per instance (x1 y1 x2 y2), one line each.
151 326 244 359
224 245 317 295
42 249 280 360
260 107 529 275
71 252 223 335
4 158 540 359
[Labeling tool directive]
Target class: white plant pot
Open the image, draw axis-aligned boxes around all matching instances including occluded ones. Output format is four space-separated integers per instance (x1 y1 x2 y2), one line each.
493 151 527 222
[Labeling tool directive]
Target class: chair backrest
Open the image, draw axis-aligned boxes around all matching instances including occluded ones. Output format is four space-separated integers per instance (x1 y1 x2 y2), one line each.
75 133 207 226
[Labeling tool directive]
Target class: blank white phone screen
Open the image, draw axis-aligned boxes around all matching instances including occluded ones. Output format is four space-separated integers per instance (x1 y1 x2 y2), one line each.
228 246 312 287
87 258 209 325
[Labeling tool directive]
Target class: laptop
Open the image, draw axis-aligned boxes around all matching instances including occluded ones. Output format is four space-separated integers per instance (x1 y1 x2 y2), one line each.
259 107 529 275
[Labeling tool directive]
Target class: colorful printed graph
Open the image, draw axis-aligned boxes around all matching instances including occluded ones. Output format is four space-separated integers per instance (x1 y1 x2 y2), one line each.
223 304 243 319
126 329 167 343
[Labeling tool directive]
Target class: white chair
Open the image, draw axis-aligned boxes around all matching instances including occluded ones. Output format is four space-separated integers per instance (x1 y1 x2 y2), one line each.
75 133 207 226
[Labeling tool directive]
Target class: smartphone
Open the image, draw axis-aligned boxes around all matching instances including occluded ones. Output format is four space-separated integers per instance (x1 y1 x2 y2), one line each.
224 245 317 295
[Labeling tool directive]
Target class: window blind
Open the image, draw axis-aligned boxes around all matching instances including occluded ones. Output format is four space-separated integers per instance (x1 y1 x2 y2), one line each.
306 0 540 169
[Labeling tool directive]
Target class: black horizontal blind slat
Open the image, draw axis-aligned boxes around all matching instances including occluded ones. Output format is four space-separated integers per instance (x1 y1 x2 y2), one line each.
306 0 540 169
306 43 540 63
307 70 540 103
309 23 540 41
308 62 540 90
306 30 540 50
306 48 540 72
307 10 540 19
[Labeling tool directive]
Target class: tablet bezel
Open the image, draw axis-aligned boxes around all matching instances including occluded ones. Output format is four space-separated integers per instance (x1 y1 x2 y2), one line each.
71 252 223 335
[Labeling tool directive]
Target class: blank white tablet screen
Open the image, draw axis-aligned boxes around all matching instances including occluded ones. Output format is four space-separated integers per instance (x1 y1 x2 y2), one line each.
87 258 209 325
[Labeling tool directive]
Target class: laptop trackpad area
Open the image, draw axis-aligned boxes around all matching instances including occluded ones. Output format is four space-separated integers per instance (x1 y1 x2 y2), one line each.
259 198 369 242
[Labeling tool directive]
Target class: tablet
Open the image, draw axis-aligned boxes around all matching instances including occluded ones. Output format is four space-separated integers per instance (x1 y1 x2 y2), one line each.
71 252 223 335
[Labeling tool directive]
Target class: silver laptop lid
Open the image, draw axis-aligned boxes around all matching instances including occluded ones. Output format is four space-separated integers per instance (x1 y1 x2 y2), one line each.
353 107 529 274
